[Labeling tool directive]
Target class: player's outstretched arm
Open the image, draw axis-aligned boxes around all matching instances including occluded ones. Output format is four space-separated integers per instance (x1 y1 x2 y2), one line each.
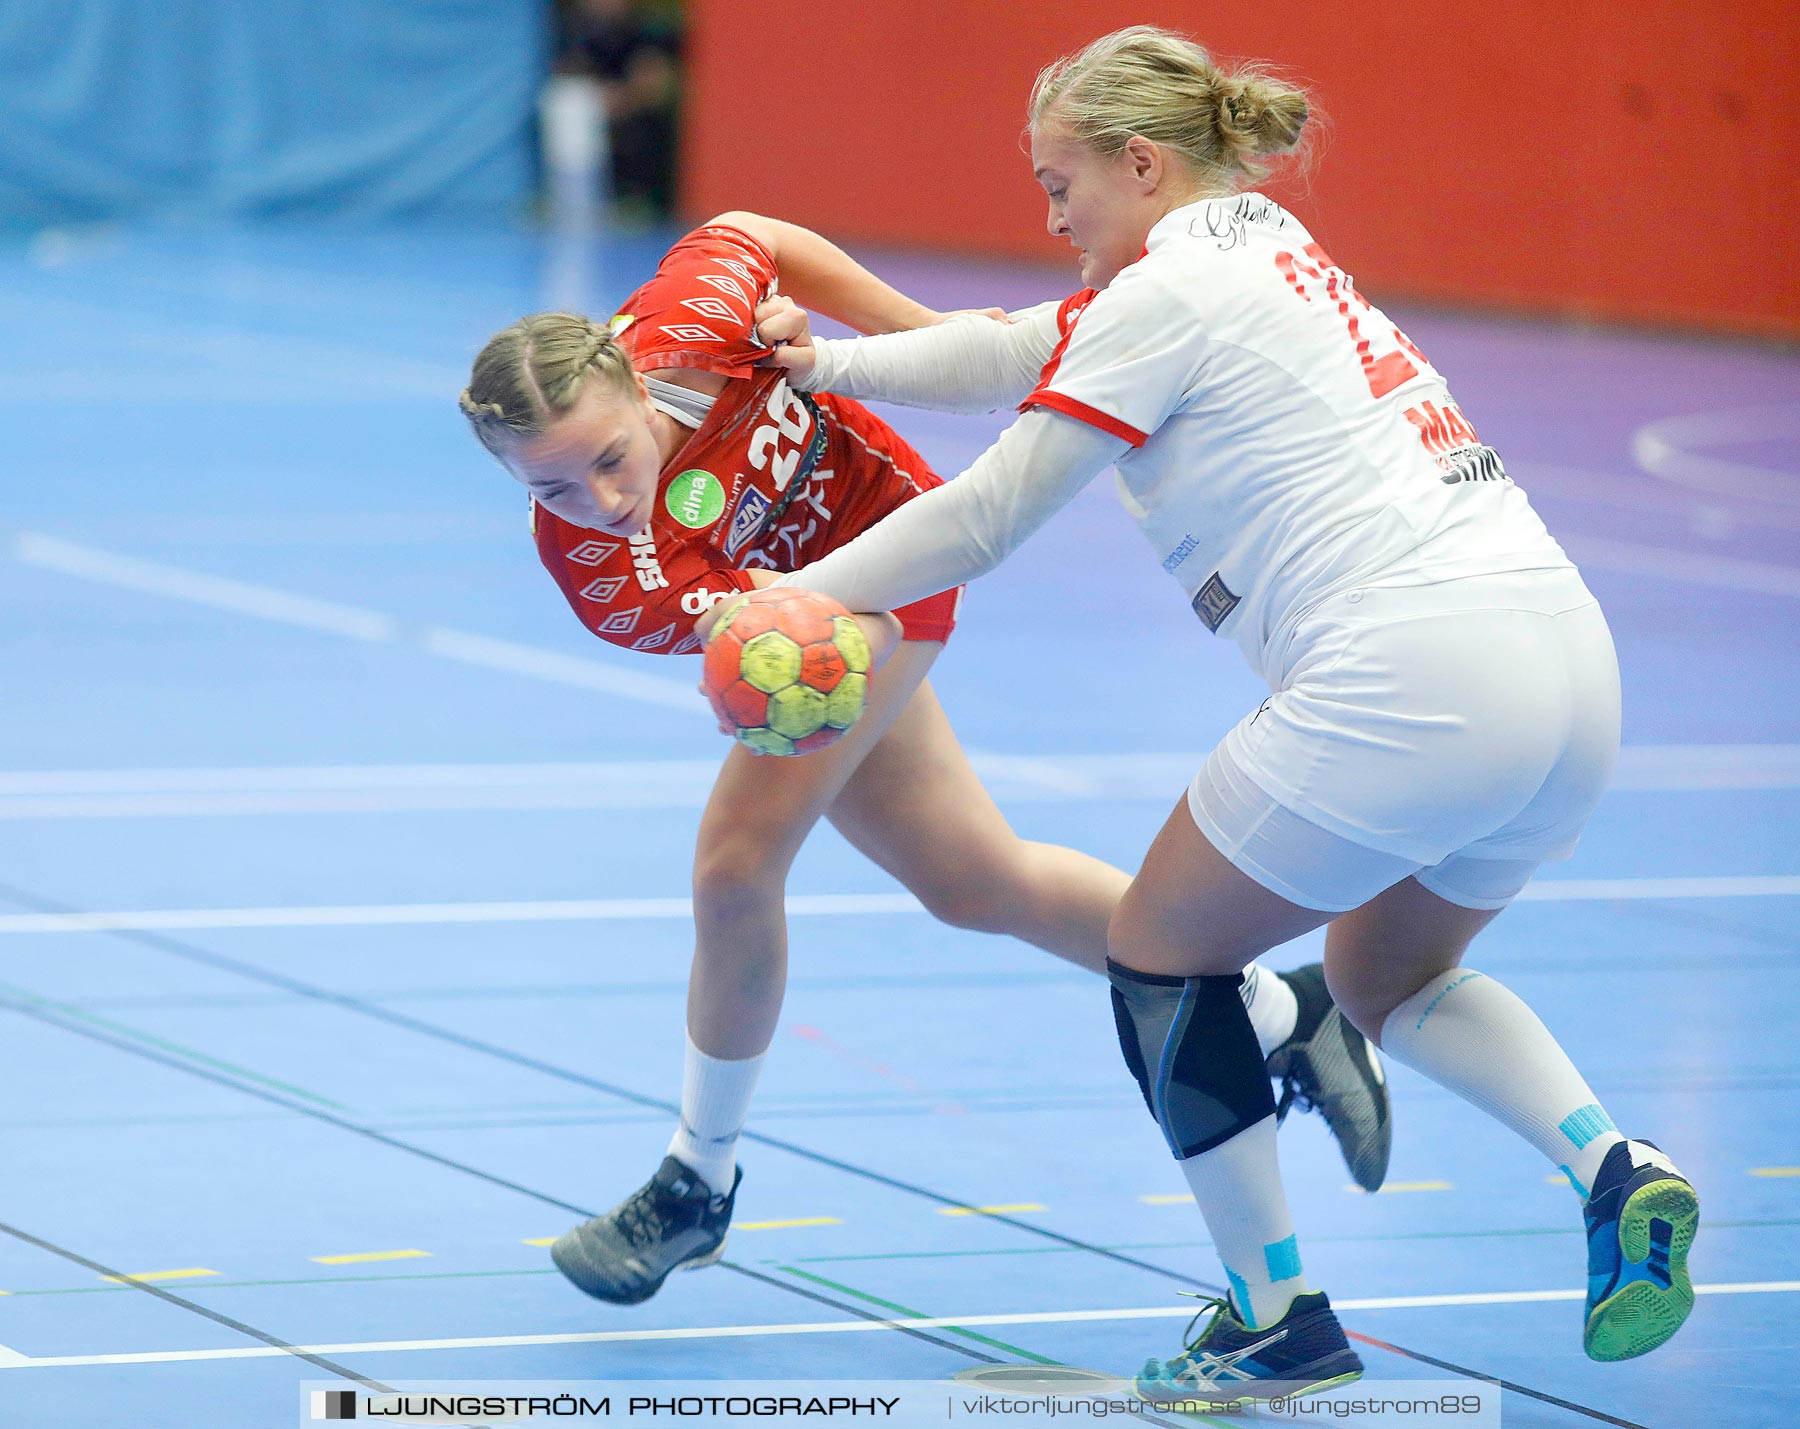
709 210 942 336
771 408 1128 615
755 293 1060 416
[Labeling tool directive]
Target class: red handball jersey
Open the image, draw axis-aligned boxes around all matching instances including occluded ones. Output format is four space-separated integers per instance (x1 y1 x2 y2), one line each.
531 224 961 656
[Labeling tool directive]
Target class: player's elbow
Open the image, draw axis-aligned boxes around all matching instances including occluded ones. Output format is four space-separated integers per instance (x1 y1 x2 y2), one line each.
708 210 779 253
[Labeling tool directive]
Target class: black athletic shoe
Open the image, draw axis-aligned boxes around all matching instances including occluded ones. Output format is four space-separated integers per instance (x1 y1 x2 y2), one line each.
550 1156 739 1305
1136 1290 1363 1409
1265 963 1393 1192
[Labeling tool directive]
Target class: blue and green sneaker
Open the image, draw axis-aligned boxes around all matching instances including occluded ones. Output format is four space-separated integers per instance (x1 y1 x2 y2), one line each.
1582 1139 1698 1361
1135 1290 1363 1411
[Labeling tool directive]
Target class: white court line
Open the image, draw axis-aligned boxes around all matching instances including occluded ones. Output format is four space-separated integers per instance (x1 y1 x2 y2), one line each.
7 532 700 714
0 876 1795 936
12 533 398 642
1559 534 1800 600
1632 405 1800 508
0 893 926 935
0 1343 31 1368
0 745 1794 819
6 1280 1795 1368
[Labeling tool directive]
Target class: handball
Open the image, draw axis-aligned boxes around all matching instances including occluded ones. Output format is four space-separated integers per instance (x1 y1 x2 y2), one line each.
701 588 870 756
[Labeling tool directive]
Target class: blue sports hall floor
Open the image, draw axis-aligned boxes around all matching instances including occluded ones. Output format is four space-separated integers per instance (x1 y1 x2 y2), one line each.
1 218 1796 1429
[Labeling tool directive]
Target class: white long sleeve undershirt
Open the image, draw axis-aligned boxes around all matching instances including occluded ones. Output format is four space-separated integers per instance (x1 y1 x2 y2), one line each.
801 302 1061 414
771 408 1130 615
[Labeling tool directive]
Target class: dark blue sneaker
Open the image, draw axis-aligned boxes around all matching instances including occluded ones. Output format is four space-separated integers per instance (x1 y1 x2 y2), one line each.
551 1156 739 1305
1135 1290 1363 1410
1582 1139 1698 1360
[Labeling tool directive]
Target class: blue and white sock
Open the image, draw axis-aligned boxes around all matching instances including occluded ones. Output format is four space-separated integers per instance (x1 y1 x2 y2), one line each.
1381 969 1624 1197
1177 1114 1310 1328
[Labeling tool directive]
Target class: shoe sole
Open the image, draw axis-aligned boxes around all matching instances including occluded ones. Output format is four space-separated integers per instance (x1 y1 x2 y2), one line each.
550 1231 728 1305
1307 1014 1393 1194
1133 1367 1363 1413
1584 1179 1698 1362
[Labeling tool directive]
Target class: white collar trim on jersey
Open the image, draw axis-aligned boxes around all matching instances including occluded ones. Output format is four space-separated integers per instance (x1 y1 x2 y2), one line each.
643 374 716 429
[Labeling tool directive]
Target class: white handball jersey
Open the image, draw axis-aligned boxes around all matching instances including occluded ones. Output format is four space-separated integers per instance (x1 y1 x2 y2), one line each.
1024 195 1573 680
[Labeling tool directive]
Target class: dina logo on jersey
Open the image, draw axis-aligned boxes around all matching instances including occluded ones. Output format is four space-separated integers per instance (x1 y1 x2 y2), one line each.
723 486 770 558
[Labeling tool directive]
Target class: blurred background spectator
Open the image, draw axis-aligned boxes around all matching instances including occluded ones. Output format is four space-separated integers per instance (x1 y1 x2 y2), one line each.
542 0 683 228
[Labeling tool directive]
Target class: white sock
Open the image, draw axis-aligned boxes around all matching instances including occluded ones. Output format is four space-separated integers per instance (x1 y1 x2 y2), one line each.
1240 964 1298 1058
1177 1114 1310 1329
1381 969 1624 1197
665 1034 765 1194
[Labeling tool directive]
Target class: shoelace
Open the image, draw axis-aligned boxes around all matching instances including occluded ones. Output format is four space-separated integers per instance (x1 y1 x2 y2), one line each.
1163 1291 1234 1373
1275 1070 1313 1124
612 1187 672 1250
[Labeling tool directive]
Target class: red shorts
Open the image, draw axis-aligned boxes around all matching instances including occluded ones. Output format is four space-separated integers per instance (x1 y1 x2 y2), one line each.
895 585 963 644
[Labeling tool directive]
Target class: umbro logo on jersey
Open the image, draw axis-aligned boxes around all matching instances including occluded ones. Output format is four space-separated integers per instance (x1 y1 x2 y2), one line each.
681 296 740 325
632 622 677 652
715 258 758 288
658 324 723 344
579 575 629 603
695 272 749 307
597 607 642 636
670 631 703 656
565 539 622 567
1192 572 1240 632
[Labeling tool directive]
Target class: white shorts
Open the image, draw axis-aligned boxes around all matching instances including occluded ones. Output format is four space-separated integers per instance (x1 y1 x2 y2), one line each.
1187 569 1620 913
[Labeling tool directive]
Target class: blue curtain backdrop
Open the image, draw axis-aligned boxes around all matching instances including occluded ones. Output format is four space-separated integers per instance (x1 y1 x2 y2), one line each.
0 0 543 225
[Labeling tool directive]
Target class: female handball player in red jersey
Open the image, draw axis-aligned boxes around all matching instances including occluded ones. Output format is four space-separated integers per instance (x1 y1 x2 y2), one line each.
458 211 1393 1307
754 28 1697 1398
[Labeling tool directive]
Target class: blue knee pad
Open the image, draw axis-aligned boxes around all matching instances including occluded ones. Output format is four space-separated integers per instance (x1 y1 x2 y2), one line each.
1108 960 1276 1159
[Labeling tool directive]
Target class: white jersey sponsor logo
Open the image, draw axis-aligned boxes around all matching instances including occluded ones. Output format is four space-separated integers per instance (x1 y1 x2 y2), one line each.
679 587 735 615
629 528 669 591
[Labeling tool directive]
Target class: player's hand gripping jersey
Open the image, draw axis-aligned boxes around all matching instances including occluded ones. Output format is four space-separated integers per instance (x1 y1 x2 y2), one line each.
531 224 960 654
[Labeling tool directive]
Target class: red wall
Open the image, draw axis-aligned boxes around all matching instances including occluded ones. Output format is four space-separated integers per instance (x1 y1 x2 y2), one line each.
681 2 1799 337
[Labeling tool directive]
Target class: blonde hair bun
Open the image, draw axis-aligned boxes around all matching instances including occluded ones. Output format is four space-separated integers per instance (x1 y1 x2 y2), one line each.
1030 25 1312 190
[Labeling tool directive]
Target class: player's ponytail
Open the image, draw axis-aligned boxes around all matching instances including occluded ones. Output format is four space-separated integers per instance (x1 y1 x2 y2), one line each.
1029 26 1312 191
460 312 638 458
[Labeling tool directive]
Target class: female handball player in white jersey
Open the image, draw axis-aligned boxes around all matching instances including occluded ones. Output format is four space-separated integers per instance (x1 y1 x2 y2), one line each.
751 26 1697 1398
458 211 1390 1308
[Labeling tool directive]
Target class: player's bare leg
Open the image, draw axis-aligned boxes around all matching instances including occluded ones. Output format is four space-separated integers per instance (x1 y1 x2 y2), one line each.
550 636 940 1304
828 681 1392 1190
824 669 1126 973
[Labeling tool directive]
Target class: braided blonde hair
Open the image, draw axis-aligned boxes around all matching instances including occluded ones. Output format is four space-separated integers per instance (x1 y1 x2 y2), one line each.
459 312 638 458
1030 26 1312 191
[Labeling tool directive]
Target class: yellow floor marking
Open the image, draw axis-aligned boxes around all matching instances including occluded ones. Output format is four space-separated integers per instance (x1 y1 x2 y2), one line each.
1751 1167 1800 1178
520 1237 557 1247
1347 1181 1454 1195
1545 1174 1570 1185
310 1250 431 1265
100 1268 218 1283
937 1203 1046 1217
737 1217 843 1231
1138 1194 1195 1205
